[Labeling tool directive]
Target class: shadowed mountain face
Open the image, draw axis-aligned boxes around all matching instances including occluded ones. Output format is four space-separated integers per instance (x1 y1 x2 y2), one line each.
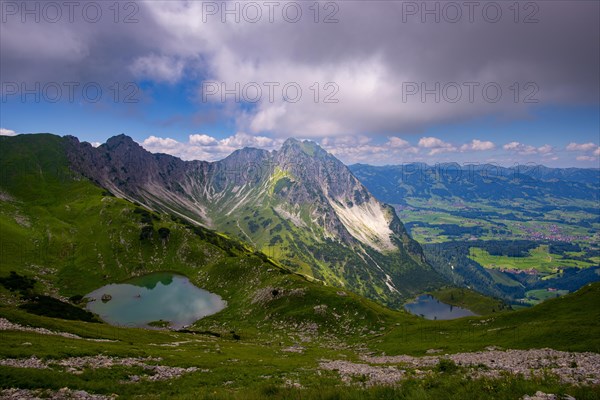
65 135 442 306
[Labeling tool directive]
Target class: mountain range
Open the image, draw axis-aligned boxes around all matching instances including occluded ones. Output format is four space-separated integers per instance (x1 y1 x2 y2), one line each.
63 134 441 306
349 163 599 204
3 133 598 308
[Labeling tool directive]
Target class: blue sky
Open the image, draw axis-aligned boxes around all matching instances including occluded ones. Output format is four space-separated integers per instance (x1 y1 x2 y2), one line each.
1 1 599 167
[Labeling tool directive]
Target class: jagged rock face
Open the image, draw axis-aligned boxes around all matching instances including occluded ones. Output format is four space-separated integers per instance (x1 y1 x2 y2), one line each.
65 135 441 306
66 135 213 224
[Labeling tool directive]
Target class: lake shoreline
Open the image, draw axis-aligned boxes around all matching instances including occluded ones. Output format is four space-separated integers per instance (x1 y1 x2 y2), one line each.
85 272 226 329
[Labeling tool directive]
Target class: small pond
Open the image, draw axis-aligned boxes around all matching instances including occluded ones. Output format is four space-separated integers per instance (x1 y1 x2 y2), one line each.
85 273 226 329
404 294 477 320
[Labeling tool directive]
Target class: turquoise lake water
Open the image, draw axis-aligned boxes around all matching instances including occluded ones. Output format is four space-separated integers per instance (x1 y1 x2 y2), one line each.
85 273 226 329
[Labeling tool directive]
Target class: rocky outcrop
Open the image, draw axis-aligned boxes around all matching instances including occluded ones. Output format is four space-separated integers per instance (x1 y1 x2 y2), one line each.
360 348 600 386
0 355 198 382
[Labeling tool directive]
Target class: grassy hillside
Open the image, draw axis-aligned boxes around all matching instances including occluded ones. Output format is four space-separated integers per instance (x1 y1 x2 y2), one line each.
0 134 395 340
1 282 599 399
374 282 600 356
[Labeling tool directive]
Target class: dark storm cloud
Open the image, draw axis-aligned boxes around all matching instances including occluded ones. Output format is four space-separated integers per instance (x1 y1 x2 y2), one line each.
0 1 168 84
1 0 598 135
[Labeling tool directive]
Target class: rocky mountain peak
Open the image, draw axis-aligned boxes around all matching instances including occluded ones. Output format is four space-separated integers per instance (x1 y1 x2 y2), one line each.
103 134 138 150
65 134 439 306
279 138 328 159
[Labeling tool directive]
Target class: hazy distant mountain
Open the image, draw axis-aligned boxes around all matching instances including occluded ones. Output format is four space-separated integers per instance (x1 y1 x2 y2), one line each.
65 135 442 306
349 163 600 205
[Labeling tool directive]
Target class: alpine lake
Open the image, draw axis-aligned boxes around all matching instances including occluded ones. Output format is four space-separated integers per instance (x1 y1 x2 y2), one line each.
85 272 226 329
404 294 478 320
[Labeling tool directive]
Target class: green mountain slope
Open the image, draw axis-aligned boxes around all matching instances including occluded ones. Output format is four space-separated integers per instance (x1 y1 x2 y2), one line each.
0 133 396 339
64 134 443 307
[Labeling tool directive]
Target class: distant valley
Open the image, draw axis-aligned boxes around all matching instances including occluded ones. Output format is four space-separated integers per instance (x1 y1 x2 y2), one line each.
351 163 600 305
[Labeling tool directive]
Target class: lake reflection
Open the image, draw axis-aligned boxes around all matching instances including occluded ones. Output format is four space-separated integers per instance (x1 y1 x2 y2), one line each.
404 294 477 320
86 273 226 329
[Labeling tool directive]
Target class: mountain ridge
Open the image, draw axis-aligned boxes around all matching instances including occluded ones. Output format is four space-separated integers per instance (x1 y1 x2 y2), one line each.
62 134 442 306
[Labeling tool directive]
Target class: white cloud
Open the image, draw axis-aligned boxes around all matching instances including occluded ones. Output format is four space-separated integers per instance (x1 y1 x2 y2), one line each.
322 135 371 147
189 134 218 146
248 104 288 133
220 132 276 148
318 135 421 164
503 141 521 151
460 139 495 152
130 54 186 84
139 132 283 161
418 137 457 155
537 144 554 155
576 155 597 162
419 137 446 148
0 128 17 136
90 142 102 148
387 137 410 148
564 142 600 162
566 142 598 151
143 136 181 150
502 141 538 155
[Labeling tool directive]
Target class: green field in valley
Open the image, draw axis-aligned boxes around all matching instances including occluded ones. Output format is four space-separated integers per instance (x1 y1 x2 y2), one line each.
468 245 594 274
396 197 600 247
524 289 570 305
